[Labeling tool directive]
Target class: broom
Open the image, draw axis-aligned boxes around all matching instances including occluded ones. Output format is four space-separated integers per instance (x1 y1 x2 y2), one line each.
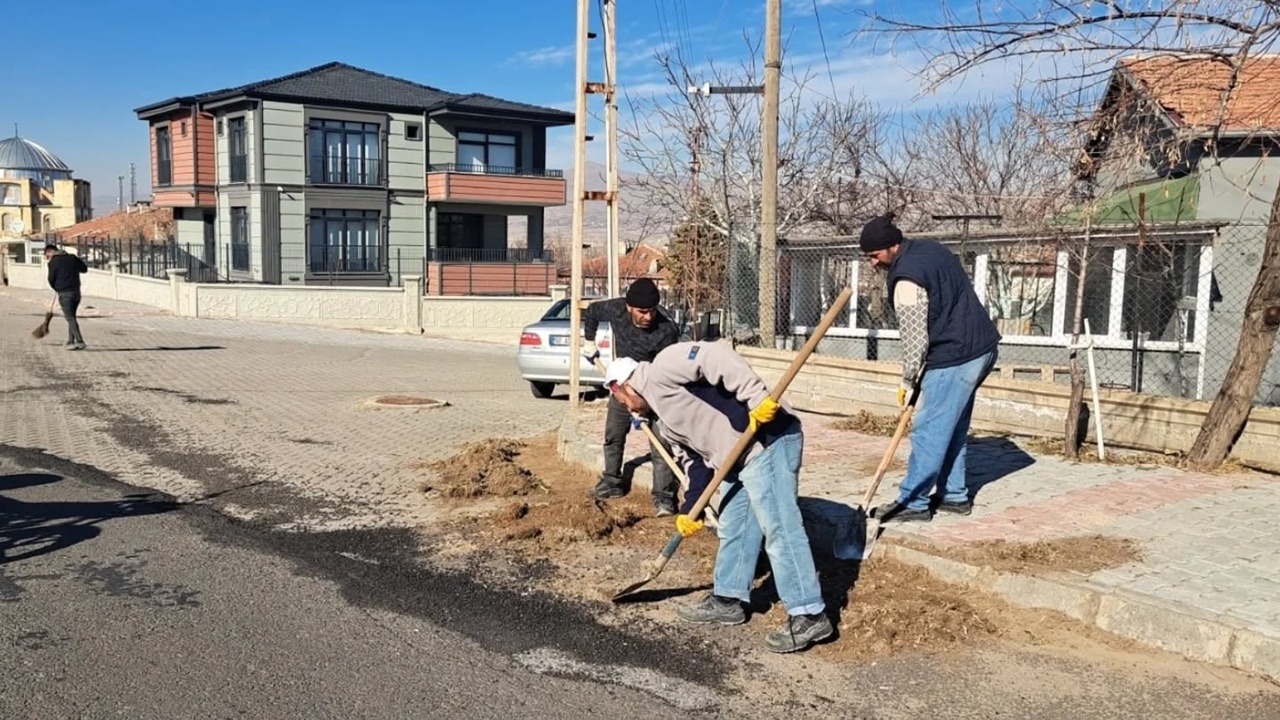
31 296 56 339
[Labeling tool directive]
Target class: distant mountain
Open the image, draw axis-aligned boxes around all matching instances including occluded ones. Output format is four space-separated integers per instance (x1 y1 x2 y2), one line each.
544 161 667 249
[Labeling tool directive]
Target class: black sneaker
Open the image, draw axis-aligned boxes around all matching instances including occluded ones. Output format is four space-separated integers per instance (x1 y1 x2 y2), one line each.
592 478 626 499
764 613 834 653
872 502 932 523
676 594 746 625
936 500 973 516
652 495 677 518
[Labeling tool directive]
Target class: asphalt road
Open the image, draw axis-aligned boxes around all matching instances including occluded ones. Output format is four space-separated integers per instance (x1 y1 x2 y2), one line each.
4 446 1280 719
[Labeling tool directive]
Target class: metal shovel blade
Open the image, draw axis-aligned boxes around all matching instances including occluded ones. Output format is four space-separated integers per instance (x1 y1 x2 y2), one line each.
611 532 683 602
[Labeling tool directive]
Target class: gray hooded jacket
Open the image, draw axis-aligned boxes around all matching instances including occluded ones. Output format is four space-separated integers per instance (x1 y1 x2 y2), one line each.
628 341 795 475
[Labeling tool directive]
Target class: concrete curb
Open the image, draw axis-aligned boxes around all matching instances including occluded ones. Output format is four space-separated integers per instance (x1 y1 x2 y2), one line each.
556 409 1280 685
879 541 1280 684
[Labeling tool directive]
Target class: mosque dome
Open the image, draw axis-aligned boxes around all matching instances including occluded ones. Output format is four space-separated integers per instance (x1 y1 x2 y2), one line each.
0 135 74 184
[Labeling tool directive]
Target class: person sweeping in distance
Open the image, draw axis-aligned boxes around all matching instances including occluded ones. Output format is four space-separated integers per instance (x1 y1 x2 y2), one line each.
603 341 833 654
859 213 1000 523
583 278 681 516
43 244 88 350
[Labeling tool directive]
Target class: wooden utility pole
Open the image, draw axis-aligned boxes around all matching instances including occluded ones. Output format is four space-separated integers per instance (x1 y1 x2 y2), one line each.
568 0 620 406
604 0 621 298
760 0 781 348
569 0 590 407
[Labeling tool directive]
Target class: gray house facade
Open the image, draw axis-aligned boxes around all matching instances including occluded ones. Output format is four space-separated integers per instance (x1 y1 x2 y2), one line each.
134 63 573 290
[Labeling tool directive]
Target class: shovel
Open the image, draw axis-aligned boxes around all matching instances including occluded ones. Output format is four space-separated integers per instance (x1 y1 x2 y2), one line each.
853 380 921 561
31 295 57 339
611 287 853 602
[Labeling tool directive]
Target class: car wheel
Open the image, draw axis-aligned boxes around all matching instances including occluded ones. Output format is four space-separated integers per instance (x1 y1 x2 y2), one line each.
529 381 555 398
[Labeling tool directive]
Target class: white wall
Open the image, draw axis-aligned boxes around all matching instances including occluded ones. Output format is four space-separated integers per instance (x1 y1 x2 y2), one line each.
6 263 549 344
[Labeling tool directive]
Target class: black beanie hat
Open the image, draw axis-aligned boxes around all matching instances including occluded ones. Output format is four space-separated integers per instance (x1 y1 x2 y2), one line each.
859 212 904 253
624 278 661 309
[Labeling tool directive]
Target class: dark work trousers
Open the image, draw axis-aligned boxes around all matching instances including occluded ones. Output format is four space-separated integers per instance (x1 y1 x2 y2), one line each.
601 394 677 500
58 291 85 345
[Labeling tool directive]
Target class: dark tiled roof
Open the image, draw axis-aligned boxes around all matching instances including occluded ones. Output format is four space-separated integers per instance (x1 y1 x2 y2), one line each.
135 62 572 122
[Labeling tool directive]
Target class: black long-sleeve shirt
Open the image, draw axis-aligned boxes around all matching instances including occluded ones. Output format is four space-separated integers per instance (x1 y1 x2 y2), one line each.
583 297 679 362
47 253 88 293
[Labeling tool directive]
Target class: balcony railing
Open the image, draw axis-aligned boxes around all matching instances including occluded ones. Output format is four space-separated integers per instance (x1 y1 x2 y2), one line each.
427 247 555 263
308 156 383 186
427 163 564 178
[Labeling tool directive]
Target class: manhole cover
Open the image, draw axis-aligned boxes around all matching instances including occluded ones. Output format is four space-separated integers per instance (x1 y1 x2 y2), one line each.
364 395 449 410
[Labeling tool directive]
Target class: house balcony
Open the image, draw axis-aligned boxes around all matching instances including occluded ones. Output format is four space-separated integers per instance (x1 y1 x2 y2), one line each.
425 246 557 296
426 164 566 207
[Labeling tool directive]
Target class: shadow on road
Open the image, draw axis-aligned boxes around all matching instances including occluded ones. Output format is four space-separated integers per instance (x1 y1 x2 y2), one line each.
0 473 178 564
90 346 226 353
964 436 1036 501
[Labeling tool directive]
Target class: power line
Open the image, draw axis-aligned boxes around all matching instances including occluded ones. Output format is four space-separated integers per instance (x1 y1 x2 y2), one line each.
810 0 841 104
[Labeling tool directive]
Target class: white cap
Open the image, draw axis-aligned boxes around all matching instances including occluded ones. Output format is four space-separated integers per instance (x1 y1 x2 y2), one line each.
603 357 640 389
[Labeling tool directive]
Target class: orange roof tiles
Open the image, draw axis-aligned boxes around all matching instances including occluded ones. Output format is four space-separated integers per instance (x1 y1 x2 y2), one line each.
582 243 668 280
57 206 174 243
1120 55 1280 132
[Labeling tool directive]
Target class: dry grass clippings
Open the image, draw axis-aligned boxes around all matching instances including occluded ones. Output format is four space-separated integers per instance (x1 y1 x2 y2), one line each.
831 411 900 437
948 535 1144 575
811 555 999 661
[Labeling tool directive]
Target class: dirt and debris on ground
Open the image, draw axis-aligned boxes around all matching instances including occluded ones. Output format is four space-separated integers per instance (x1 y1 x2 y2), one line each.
897 534 1144 575
1020 436 1250 475
417 439 547 499
415 434 1156 667
831 411 901 437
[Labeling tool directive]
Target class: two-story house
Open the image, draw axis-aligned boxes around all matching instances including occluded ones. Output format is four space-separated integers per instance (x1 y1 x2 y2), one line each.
133 62 573 292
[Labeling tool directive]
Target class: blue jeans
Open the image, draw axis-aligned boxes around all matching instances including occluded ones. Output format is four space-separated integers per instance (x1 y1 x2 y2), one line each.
713 421 824 617
898 350 997 511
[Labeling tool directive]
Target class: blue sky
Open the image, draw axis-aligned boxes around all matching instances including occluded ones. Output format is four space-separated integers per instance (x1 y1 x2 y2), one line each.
10 0 1001 209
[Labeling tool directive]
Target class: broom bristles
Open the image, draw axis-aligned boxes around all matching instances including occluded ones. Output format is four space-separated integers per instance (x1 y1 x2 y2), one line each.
32 312 53 339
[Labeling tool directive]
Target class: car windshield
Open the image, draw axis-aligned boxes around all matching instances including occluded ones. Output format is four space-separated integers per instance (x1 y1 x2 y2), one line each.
540 300 572 321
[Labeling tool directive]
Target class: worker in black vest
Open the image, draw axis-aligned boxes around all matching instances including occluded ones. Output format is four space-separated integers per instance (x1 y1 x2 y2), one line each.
583 278 681 516
859 213 1000 522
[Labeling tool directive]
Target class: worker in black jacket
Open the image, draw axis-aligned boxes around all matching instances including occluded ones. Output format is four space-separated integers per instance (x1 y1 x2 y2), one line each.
583 278 681 515
44 244 88 350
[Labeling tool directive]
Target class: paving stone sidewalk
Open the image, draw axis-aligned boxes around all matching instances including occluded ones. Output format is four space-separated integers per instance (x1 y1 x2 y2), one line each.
563 396 1280 680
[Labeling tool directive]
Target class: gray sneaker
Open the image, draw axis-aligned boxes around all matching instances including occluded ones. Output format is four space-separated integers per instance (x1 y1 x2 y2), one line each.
764 613 834 653
676 594 746 626
652 495 677 518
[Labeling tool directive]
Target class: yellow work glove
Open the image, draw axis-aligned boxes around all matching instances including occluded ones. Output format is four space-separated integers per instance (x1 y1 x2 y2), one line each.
675 514 704 538
897 386 907 407
747 397 780 432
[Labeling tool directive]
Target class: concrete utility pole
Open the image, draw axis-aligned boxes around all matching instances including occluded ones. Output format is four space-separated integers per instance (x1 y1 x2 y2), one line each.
604 0 621 299
568 0 621 406
117 176 125 212
129 163 137 205
569 0 590 407
760 0 781 348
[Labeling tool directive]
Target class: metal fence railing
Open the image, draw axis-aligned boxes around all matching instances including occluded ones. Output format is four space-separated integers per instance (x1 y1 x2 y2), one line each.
426 163 564 178
769 222 1279 407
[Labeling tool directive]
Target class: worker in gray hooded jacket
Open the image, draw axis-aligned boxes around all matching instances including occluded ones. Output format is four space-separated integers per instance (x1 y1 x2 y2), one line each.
603 341 833 654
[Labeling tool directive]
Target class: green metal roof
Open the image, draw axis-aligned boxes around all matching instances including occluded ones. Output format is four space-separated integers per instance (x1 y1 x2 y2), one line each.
1053 174 1200 226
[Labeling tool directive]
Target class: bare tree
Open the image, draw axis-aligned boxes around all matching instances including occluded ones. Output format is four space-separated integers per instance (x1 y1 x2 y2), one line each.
619 36 900 335
866 1 1280 469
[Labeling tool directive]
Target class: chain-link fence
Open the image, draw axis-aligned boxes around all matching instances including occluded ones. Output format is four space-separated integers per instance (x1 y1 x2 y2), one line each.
768 222 1279 407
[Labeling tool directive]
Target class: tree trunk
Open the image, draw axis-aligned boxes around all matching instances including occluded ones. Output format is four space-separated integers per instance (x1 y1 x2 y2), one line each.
1187 192 1280 470
1064 237 1091 459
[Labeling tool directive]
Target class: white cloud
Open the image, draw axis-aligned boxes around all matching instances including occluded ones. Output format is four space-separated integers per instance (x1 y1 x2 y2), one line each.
507 45 576 67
